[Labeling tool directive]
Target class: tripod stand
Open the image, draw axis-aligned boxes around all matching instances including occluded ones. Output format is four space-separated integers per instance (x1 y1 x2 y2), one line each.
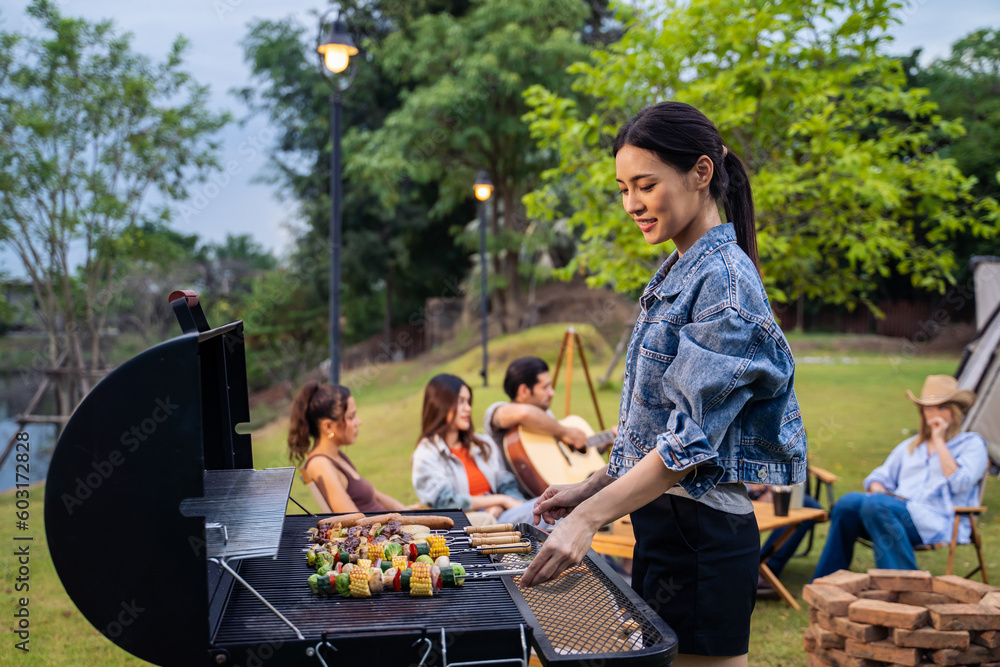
550 327 605 430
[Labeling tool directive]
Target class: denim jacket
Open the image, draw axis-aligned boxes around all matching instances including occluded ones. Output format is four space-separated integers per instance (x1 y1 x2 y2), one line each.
609 223 808 499
411 434 525 511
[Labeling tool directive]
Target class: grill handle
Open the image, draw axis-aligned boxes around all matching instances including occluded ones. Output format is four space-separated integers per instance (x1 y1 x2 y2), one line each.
465 522 515 534
319 625 428 642
469 533 521 547
311 627 431 667
168 289 211 333
478 542 531 555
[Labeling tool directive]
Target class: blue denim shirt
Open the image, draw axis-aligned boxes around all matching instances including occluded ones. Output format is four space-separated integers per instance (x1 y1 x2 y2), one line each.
609 223 808 499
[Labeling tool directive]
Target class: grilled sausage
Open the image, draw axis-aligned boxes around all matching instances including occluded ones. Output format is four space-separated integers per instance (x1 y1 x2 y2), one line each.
318 512 364 527
353 512 404 527
416 515 455 530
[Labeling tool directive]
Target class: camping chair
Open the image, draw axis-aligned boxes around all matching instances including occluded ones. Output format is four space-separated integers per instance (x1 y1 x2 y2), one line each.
937 469 990 583
857 468 990 583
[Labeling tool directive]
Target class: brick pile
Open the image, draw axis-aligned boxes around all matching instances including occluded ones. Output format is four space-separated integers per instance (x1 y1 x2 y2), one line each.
803 570 1000 666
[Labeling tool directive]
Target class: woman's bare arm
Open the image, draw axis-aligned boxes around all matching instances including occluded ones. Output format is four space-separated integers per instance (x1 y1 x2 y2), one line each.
305 458 360 513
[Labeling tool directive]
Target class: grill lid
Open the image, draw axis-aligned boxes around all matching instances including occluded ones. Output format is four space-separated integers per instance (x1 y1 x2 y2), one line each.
44 293 257 667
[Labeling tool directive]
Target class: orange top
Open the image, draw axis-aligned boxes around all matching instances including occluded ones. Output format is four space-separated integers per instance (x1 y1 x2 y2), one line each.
450 445 492 497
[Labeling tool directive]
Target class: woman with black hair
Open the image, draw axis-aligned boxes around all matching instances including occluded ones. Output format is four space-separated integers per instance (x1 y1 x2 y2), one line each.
288 381 410 513
520 102 807 665
412 374 551 526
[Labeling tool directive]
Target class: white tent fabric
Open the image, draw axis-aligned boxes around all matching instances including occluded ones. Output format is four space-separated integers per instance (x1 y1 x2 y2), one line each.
972 256 1000 331
957 305 1000 469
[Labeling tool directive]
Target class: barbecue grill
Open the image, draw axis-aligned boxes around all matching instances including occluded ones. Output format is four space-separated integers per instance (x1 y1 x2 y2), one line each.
44 291 677 666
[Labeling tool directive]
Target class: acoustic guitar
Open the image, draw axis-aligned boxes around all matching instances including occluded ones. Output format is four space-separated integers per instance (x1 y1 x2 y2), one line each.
503 415 615 498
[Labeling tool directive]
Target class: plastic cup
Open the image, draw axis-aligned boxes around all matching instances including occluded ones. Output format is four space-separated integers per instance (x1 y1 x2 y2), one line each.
772 486 793 517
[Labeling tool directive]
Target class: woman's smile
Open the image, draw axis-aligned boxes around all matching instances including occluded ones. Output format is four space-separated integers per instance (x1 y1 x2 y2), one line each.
635 217 658 232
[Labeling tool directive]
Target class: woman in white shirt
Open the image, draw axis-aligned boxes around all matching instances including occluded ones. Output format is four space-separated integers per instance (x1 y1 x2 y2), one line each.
411 373 550 527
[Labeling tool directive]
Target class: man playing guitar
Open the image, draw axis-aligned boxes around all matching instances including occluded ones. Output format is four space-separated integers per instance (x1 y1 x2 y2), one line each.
483 356 589 455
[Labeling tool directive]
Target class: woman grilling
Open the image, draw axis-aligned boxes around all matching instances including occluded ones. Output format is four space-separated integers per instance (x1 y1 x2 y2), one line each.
412 373 552 527
520 102 807 666
288 381 410 513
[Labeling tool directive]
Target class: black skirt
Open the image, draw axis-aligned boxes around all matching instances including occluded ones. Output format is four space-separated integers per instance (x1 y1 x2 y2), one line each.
630 493 759 656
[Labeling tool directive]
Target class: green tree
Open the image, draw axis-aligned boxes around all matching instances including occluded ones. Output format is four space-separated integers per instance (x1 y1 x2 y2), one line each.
523 0 999 315
914 30 1000 201
0 0 229 411
897 30 1000 286
104 221 205 343
350 0 604 331
237 5 475 358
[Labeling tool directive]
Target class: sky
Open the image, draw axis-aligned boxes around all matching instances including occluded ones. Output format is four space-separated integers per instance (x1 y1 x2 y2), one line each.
1 0 1000 277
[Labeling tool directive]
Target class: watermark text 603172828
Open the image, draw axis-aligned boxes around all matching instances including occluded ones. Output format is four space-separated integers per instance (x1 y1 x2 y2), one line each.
12 431 33 653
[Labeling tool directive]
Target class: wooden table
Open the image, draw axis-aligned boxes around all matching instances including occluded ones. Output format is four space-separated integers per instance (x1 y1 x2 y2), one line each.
590 501 829 610
753 501 829 610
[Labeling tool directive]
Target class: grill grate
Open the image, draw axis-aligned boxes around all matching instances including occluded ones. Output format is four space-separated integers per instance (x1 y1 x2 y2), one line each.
500 525 676 665
180 468 296 560
213 513 527 646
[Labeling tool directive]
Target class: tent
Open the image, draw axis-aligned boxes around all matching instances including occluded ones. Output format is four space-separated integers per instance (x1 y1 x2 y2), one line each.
957 257 1000 471
972 256 1000 330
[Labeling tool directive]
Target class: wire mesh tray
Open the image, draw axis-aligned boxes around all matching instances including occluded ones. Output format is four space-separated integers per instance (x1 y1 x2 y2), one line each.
499 524 677 667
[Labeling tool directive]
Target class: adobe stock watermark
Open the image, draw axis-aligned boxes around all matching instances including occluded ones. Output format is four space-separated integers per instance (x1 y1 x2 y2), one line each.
887 278 975 372
341 275 467 391
59 396 180 515
642 575 684 616
102 599 146 640
176 126 276 224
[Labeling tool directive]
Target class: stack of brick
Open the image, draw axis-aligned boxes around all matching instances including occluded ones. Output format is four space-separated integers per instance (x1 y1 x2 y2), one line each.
802 570 1000 666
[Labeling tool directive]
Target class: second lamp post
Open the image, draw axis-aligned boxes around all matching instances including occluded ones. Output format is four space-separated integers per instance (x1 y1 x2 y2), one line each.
474 170 493 387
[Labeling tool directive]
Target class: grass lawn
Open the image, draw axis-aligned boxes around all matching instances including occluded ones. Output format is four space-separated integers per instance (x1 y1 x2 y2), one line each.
2 323 996 666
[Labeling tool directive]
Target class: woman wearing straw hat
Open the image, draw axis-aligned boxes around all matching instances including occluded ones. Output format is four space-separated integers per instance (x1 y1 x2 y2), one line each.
813 375 988 579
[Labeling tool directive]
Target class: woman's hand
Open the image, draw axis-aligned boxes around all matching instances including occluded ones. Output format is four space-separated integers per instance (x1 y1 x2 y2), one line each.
928 416 949 445
519 512 598 587
868 482 887 494
532 481 591 525
485 505 505 518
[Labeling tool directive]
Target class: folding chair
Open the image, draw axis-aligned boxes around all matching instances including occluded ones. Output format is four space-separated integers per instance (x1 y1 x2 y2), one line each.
857 469 990 583
930 469 989 583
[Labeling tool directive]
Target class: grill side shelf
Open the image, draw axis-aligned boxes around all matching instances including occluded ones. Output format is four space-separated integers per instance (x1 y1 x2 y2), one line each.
499 524 678 667
180 468 296 560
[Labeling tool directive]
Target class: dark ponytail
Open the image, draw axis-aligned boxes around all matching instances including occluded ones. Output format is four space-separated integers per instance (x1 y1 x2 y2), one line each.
720 150 758 273
613 101 760 274
287 381 352 465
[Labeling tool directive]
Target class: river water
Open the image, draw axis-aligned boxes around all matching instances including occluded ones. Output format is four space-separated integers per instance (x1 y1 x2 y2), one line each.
0 419 56 492
0 373 58 491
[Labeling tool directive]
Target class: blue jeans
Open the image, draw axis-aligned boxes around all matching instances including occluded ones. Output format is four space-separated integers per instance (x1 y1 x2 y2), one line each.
813 492 923 580
761 494 822 578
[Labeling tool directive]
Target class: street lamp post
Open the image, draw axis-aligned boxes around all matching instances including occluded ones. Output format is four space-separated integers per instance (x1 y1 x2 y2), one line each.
317 8 358 386
474 170 493 387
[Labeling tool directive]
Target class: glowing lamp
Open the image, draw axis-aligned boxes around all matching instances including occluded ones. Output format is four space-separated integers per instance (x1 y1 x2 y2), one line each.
474 170 493 201
317 18 358 74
